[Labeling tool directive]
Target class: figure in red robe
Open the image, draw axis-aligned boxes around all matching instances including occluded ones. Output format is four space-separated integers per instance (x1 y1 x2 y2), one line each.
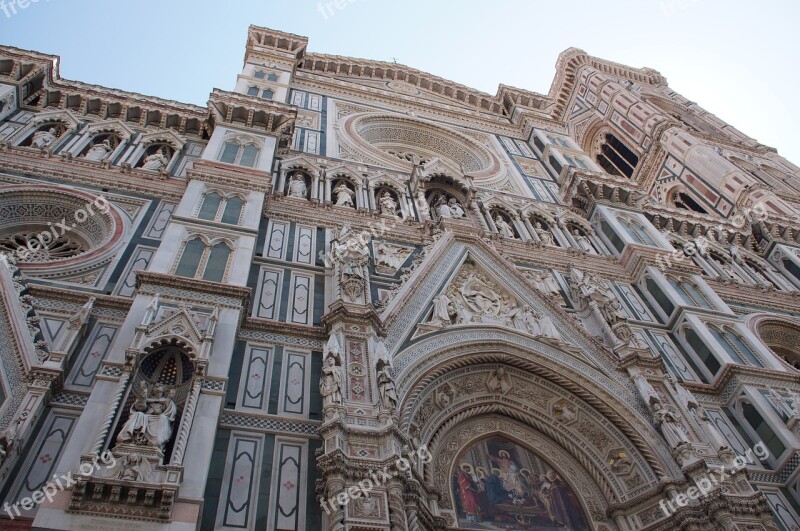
456 464 481 523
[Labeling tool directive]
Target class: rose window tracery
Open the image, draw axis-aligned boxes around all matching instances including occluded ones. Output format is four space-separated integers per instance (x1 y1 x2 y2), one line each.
0 231 85 262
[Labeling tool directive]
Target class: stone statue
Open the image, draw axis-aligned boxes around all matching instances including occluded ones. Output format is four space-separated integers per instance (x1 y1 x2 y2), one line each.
524 269 561 298
320 355 344 408
486 367 512 394
507 305 532 333
331 224 370 303
460 272 502 317
287 173 308 198
693 405 731 452
333 182 355 207
572 229 595 253
430 293 453 326
113 453 152 482
84 138 113 161
494 215 515 238
535 311 561 340
448 198 465 218
378 191 398 216
31 127 58 149
434 196 452 219
376 360 398 410
116 382 177 453
789 392 800 418
534 222 555 245
651 399 690 449
141 147 169 171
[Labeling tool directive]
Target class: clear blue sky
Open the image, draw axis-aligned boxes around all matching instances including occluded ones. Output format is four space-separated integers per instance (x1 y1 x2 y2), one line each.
2 0 798 164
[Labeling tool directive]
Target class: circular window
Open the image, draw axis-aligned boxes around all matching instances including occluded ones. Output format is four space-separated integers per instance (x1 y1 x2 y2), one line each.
0 186 123 267
338 113 502 183
757 319 800 369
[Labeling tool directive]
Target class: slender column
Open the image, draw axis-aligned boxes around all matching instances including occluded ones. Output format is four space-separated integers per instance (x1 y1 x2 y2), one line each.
170 376 203 465
90 368 132 455
522 216 540 242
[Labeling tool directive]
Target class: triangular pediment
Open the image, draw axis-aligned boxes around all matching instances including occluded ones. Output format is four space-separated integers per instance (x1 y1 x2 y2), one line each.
145 307 203 353
379 232 618 375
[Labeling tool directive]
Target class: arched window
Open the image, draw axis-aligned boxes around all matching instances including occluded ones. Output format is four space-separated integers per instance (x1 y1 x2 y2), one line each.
741 401 785 459
596 133 639 178
219 140 260 168
247 86 259 97
174 238 233 282
619 216 656 246
668 278 713 309
685 328 721 377
710 326 762 367
254 71 266 80
197 192 245 225
198 193 223 220
673 191 707 214
267 73 279 82
221 197 244 224
646 277 675 316
174 238 205 278
261 89 274 100
203 242 231 282
600 220 625 253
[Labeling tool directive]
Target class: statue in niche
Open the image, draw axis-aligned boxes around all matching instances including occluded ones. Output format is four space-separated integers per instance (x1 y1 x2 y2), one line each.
116 382 177 453
433 196 453 219
84 138 113 161
494 215 515 238
572 229 595 253
31 127 58 149
486 367 513 394
789 392 800 419
320 354 344 408
141 147 169 171
333 181 355 207
287 173 308 198
448 198 466 218
534 222 555 246
378 191 398 217
650 398 690 449
331 224 370 302
376 358 398 411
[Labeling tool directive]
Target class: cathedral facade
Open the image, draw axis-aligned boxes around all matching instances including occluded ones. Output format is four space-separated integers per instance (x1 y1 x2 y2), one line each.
0 25 800 531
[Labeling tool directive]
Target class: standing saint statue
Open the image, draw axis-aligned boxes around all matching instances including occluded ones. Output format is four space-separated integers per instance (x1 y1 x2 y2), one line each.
287 173 308 198
320 355 344 408
651 399 690 449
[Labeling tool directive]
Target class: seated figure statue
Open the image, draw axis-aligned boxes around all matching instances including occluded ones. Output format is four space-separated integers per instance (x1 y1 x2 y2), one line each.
116 382 177 454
